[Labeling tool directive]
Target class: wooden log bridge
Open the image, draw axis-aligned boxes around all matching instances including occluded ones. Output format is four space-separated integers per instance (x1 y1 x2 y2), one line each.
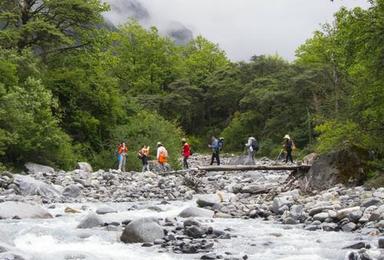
196 164 311 172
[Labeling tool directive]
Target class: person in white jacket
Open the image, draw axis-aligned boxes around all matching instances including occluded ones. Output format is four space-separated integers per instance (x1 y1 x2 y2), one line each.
245 136 258 165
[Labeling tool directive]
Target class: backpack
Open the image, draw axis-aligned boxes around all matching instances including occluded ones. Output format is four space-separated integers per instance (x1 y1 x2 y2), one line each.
251 138 259 151
218 139 224 151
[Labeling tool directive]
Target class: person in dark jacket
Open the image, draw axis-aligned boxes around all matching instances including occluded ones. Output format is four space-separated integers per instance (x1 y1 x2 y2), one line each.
283 134 294 163
209 136 220 165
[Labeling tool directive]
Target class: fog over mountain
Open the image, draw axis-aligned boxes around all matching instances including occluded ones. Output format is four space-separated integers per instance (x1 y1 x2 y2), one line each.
103 0 193 46
104 0 369 61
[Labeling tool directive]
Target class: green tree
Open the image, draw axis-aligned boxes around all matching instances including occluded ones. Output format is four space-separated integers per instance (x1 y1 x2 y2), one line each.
0 0 108 53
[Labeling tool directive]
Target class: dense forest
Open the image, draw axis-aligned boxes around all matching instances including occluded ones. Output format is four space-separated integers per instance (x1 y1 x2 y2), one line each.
0 0 383 174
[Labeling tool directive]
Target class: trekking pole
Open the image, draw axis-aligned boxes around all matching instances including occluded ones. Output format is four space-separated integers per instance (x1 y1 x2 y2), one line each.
275 149 284 163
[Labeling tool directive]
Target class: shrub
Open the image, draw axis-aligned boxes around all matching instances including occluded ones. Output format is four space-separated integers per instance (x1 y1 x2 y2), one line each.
92 111 184 171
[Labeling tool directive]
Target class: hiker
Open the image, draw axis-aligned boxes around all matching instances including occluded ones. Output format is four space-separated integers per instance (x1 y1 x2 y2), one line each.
117 142 128 171
138 145 150 172
283 134 294 163
209 136 221 165
156 142 169 171
181 138 191 169
245 136 258 164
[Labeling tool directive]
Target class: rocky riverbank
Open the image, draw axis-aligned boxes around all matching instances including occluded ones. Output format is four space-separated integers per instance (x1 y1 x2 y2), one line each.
0 155 384 259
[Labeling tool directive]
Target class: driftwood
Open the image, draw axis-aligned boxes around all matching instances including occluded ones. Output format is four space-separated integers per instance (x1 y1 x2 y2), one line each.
197 165 311 172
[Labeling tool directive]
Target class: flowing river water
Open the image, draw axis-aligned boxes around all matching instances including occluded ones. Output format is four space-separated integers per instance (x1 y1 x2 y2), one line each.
0 198 377 260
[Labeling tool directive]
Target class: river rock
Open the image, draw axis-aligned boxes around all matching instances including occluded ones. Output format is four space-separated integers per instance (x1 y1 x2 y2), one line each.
96 206 117 215
240 185 271 194
77 213 103 229
290 205 305 221
24 162 54 175
313 212 329 222
305 149 366 191
178 207 215 218
184 225 206 238
77 162 93 173
196 194 221 208
272 196 293 214
0 201 52 219
342 222 357 232
309 206 334 217
336 207 361 220
361 198 382 208
13 175 61 199
62 184 81 198
348 209 363 222
120 217 164 243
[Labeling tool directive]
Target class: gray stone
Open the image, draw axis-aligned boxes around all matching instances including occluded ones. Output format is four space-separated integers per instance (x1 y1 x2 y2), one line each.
184 225 206 238
183 219 201 227
13 175 61 200
196 194 221 208
178 207 214 218
342 222 356 232
0 201 52 219
362 198 382 208
336 207 361 220
120 217 164 243
96 206 117 215
240 185 271 194
348 209 363 223
343 242 371 249
313 212 329 222
62 184 81 198
290 205 305 220
25 162 54 175
309 206 334 217
322 223 338 232
272 196 293 214
77 213 103 229
77 162 93 173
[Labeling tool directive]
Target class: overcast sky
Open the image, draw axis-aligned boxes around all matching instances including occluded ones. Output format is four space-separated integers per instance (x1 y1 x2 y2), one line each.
109 0 370 61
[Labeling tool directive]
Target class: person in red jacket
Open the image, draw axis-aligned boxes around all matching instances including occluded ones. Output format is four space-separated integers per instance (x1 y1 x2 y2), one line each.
181 138 191 169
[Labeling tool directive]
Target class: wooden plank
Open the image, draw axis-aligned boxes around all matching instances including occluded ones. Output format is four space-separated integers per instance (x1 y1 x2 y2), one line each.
197 165 311 172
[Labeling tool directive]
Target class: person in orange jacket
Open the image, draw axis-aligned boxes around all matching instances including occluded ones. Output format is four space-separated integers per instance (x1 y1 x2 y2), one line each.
156 142 168 171
181 138 191 169
117 142 128 171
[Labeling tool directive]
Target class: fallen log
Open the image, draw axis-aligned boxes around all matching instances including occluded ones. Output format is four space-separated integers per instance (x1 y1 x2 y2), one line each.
197 165 311 172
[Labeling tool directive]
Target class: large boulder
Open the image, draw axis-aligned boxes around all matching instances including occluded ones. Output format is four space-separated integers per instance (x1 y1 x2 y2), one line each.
13 175 61 199
120 217 164 243
196 194 222 208
24 162 54 175
306 149 366 191
0 201 52 219
178 207 215 218
77 162 93 173
77 213 103 229
62 184 81 198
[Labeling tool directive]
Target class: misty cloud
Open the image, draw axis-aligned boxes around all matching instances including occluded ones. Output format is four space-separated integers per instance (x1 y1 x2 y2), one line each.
104 0 369 61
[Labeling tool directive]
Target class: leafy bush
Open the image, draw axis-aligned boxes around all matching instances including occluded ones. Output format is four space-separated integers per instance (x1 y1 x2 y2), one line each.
0 78 76 170
92 111 184 171
315 120 369 153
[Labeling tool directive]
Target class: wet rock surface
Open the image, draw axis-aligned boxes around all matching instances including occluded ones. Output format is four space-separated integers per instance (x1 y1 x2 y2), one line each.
0 154 383 259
